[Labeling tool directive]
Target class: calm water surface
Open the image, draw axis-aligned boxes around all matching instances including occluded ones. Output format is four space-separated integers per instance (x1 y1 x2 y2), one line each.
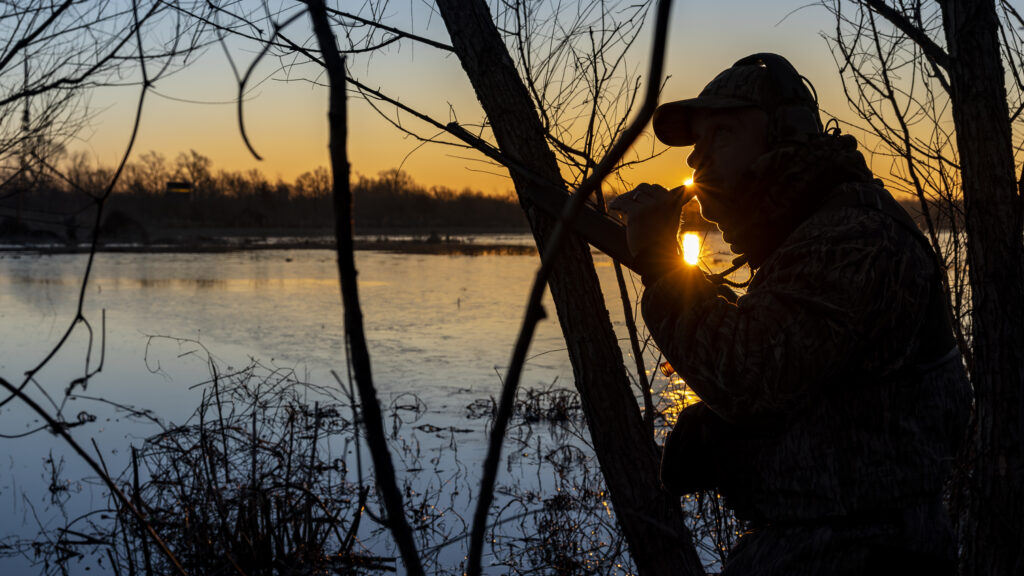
0 234 732 573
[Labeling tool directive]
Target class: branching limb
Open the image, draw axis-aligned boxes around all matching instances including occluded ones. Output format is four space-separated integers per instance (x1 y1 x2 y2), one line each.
863 0 949 68
0 0 75 73
323 6 454 52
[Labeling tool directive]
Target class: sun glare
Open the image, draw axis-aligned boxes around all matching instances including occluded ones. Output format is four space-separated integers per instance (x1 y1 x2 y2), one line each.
682 232 700 265
683 177 694 187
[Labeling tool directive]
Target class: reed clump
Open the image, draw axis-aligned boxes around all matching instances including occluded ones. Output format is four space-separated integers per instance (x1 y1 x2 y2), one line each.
464 382 582 425
12 361 739 575
112 364 394 575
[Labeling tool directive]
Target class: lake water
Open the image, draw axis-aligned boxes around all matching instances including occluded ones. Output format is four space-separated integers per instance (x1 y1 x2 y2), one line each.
0 233 734 574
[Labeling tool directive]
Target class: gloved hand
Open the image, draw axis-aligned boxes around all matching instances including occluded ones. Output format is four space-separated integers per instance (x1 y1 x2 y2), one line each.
608 183 687 258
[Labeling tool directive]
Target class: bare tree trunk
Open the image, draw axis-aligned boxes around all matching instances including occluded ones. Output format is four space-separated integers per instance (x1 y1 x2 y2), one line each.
433 2 703 575
939 1 1024 573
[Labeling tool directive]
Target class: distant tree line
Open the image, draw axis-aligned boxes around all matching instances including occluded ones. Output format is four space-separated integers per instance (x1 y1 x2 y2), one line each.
1 147 947 245
0 149 530 243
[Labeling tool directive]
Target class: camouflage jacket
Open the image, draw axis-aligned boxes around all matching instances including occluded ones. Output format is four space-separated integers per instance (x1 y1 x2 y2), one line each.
643 140 971 522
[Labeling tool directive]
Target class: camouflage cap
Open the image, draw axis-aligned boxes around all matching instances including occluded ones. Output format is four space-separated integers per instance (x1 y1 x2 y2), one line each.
653 54 821 147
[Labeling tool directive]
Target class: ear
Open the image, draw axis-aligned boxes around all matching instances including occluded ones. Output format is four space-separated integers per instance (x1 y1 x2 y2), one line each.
772 103 823 144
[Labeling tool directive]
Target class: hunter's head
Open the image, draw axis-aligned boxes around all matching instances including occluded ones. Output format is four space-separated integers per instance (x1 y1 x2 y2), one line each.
653 53 822 227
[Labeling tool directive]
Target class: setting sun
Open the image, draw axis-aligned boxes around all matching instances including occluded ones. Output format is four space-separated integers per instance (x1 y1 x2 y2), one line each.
683 178 694 187
682 232 700 265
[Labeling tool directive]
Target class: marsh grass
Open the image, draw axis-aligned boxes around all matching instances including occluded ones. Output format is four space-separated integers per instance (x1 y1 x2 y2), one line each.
108 365 389 575
10 361 739 575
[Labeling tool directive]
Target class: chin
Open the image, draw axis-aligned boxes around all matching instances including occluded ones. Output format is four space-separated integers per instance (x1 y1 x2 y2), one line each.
700 204 742 239
696 196 724 226
699 207 720 227
697 184 745 231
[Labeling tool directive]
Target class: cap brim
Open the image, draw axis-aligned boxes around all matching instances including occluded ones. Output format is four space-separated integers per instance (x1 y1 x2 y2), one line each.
653 97 758 147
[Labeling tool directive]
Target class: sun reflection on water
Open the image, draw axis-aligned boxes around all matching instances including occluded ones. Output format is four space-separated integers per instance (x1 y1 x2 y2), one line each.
659 375 703 428
682 232 700 265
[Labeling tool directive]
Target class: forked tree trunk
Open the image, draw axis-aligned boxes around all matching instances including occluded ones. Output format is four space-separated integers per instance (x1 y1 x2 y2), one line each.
939 1 1024 573
434 2 704 575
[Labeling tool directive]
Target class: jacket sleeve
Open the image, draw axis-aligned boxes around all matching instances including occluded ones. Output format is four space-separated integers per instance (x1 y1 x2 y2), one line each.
641 208 934 424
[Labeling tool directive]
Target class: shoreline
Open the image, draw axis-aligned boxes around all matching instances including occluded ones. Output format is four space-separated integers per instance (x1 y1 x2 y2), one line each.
0 234 540 256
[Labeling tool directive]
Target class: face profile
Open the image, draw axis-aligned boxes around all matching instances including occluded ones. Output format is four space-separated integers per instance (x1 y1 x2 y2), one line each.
686 107 769 230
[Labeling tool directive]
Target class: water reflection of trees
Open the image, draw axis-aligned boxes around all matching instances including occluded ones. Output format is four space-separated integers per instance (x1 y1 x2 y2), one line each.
135 277 226 290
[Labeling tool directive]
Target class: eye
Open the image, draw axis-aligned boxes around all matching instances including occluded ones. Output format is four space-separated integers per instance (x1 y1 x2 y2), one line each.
713 125 734 147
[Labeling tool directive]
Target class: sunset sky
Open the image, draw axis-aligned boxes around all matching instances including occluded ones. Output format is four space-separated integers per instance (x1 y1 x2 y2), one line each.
76 1 858 196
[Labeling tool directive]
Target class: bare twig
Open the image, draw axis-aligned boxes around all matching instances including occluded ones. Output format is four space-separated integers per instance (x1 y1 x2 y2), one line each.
0 0 168 410
863 0 950 68
304 0 425 574
0 376 186 574
236 9 308 161
466 1 676 574
323 6 454 52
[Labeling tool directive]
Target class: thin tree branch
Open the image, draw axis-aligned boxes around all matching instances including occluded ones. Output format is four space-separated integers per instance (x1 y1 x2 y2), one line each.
0 0 75 73
864 0 949 68
0 1 166 108
465 1 676 574
304 0 426 574
0 375 186 574
236 8 308 160
323 6 454 52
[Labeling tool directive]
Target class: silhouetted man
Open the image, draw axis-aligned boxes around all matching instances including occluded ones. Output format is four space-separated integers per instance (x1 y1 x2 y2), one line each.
612 54 970 575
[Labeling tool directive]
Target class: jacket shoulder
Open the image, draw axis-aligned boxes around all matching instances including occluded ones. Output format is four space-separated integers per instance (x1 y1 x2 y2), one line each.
756 183 934 284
